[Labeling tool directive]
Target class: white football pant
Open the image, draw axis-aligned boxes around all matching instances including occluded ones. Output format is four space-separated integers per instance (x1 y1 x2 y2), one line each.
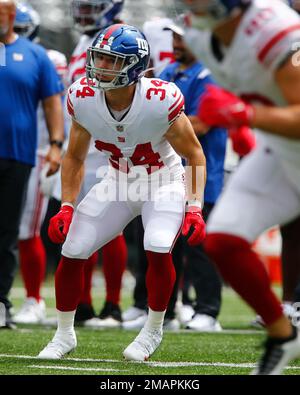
207 143 300 242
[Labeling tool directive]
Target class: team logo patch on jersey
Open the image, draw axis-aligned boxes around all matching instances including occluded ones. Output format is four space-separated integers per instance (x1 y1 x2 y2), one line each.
118 136 125 143
13 53 23 61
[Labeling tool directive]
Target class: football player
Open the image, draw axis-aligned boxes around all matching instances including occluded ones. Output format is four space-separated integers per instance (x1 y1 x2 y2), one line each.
142 17 175 77
13 2 68 325
67 0 128 328
180 0 300 374
37 24 206 361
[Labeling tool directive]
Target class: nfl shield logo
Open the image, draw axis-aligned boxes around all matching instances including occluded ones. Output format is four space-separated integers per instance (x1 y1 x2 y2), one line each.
116 125 124 132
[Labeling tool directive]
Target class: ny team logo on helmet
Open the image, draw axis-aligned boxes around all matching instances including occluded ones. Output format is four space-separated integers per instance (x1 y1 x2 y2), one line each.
181 0 251 29
71 0 124 34
14 2 40 41
86 24 150 91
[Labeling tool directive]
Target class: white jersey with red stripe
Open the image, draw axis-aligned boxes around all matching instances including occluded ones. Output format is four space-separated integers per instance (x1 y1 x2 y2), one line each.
67 76 185 181
184 0 300 164
37 49 67 155
67 32 108 186
143 18 175 77
67 34 96 85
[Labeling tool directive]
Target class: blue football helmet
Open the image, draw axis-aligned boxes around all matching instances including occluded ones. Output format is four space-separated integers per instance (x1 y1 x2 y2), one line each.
86 24 150 91
71 0 124 34
180 0 251 29
14 2 40 41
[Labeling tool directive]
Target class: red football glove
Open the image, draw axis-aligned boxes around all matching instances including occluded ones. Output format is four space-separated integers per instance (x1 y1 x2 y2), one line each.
229 126 256 157
198 85 254 128
48 204 74 244
182 206 206 246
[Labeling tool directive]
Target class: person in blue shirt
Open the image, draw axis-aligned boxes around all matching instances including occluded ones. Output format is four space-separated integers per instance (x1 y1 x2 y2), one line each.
0 0 64 328
158 24 227 331
122 24 227 331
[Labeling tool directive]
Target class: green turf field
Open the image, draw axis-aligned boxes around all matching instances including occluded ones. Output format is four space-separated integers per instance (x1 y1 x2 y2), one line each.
1 272 299 375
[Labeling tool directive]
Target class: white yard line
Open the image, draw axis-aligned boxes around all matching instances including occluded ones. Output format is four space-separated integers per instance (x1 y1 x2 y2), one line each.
28 365 126 372
1 353 300 370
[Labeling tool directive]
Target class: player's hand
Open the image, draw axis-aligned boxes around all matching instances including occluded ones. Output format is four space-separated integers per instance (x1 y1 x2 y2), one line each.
45 145 63 176
198 85 254 128
229 126 256 157
48 204 74 244
182 206 206 246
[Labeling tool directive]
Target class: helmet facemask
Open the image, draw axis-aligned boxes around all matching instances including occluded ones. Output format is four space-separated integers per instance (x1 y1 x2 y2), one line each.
86 47 140 91
182 0 243 30
72 0 115 34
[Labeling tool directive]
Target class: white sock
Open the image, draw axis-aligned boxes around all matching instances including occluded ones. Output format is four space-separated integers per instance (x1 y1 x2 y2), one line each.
144 308 166 331
56 310 76 334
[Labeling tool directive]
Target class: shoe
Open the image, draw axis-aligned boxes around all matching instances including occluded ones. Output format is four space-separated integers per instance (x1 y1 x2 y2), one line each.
251 303 298 329
74 303 95 324
0 305 16 329
123 327 163 361
37 330 77 360
122 306 147 322
122 314 147 330
186 313 222 332
252 327 300 375
13 298 46 324
163 318 180 331
84 316 121 328
41 316 57 327
177 304 195 325
84 301 122 328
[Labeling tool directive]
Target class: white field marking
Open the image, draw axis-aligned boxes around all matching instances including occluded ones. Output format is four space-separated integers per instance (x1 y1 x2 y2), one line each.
1 354 300 370
142 329 262 335
28 365 126 372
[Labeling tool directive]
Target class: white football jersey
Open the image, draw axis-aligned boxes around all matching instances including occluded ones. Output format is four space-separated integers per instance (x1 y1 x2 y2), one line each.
184 0 300 163
143 18 175 77
67 32 107 161
67 77 185 180
37 49 67 154
67 34 96 85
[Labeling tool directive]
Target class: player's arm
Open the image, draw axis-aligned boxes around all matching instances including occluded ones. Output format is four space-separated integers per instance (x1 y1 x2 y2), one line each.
165 112 207 245
165 112 206 205
199 57 300 139
61 118 91 206
42 94 65 175
252 56 300 138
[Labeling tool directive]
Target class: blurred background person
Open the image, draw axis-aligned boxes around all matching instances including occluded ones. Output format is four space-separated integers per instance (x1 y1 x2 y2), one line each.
12 2 68 325
123 23 228 332
0 0 64 328
160 24 227 331
181 0 300 374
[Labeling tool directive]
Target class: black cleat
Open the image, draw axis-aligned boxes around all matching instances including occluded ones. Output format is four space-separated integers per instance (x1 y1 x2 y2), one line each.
99 301 122 322
74 303 95 324
84 301 122 328
252 326 300 375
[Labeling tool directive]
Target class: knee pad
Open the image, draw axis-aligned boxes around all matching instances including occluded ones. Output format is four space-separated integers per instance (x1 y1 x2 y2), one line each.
144 229 177 253
62 221 97 260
